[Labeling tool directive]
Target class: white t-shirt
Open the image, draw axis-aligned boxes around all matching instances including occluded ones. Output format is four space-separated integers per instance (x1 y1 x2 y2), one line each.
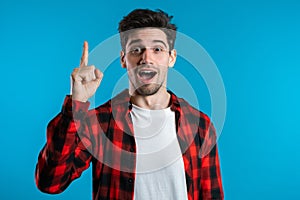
131 104 188 200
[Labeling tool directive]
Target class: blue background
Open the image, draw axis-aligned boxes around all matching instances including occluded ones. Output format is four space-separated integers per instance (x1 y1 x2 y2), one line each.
1 0 300 199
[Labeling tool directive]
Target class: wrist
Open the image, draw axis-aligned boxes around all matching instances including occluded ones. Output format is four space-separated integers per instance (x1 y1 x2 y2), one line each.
71 94 88 103
61 95 90 119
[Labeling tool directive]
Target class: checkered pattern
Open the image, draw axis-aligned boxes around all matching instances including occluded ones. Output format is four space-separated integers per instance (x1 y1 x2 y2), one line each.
35 89 224 200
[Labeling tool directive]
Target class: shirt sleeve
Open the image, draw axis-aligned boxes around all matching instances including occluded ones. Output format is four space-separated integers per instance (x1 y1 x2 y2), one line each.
35 95 93 194
200 123 224 200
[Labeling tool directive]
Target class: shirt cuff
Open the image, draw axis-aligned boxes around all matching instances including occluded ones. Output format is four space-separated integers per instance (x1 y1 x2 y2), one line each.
61 95 90 120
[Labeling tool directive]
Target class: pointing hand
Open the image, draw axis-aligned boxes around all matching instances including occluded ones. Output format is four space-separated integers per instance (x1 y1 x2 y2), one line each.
71 41 103 102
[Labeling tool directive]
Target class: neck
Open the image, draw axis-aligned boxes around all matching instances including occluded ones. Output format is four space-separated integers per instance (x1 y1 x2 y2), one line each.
130 87 170 110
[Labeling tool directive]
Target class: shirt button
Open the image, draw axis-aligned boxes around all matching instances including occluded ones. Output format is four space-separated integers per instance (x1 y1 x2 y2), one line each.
128 178 133 183
78 110 84 116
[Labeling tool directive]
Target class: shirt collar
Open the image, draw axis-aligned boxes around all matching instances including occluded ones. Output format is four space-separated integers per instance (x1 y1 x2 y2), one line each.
110 89 182 113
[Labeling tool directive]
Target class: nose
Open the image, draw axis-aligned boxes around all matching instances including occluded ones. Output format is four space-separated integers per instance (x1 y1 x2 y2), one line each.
139 48 153 65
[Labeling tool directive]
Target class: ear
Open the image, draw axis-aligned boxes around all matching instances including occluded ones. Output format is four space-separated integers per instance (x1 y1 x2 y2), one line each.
168 49 177 68
120 50 126 68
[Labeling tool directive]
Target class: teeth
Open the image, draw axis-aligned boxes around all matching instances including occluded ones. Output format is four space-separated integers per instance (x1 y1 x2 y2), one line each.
141 71 153 74
139 71 156 74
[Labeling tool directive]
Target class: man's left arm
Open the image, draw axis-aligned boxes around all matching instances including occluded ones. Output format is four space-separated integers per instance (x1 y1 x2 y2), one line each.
200 123 224 200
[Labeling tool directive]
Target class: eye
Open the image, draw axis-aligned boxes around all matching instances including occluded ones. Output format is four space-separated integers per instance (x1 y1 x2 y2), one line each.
153 46 164 53
130 47 142 55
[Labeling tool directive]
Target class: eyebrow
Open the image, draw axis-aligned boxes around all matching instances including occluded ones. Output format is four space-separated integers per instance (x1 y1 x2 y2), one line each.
127 39 168 48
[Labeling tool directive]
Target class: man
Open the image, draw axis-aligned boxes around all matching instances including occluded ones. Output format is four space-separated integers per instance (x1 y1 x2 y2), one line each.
35 9 224 200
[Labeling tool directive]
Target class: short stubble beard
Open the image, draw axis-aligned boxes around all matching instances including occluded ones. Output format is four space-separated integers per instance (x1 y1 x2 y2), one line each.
135 82 164 96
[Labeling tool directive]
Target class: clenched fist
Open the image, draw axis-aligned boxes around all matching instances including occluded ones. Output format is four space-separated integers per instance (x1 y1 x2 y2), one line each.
71 41 103 102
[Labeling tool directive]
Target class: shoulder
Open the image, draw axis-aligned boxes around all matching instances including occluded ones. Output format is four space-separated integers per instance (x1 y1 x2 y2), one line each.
173 92 212 129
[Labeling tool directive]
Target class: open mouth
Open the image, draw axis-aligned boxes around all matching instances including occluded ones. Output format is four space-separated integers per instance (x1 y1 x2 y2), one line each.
137 70 157 81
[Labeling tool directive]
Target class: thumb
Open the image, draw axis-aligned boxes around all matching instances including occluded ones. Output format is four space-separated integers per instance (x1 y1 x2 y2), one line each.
93 68 103 86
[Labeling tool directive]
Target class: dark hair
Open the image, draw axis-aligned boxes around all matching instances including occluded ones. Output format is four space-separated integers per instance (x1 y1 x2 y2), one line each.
118 9 177 51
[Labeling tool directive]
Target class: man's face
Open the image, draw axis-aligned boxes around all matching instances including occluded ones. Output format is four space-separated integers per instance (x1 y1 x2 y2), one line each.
121 28 176 96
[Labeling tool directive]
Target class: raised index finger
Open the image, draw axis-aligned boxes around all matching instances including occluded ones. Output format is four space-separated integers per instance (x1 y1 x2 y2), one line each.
80 41 89 67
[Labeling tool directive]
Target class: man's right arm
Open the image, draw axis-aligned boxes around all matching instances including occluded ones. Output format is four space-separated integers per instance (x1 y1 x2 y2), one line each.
35 96 92 194
35 41 103 193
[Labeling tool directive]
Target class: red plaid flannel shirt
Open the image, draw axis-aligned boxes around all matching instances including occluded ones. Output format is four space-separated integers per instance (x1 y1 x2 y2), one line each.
35 89 224 200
